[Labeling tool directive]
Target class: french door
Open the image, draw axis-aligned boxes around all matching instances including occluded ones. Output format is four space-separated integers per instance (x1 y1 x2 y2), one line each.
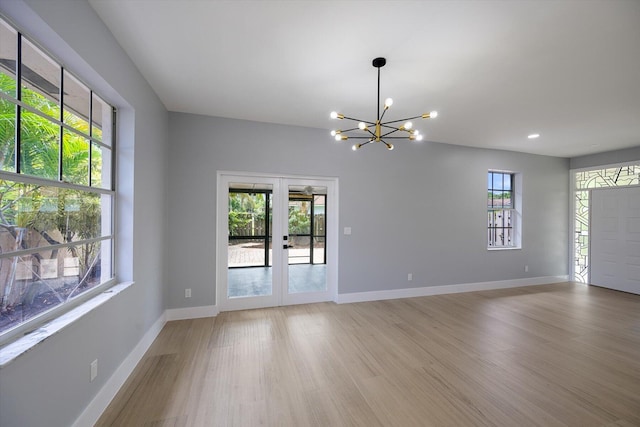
217 173 338 311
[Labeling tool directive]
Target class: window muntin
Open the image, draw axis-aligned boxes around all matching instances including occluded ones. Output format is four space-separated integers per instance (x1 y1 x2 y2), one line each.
0 17 115 340
0 97 16 172
488 171 516 248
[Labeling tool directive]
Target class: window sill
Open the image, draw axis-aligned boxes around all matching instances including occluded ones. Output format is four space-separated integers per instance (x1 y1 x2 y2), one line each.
0 281 134 369
487 246 522 251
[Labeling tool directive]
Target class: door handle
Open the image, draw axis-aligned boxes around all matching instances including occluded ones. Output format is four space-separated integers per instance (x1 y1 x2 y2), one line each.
283 244 293 249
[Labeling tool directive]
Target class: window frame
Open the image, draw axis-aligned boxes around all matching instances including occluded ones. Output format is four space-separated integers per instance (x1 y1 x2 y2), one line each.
487 170 521 250
0 16 117 346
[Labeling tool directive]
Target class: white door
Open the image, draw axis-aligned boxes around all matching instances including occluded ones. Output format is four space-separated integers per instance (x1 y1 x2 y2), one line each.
217 173 338 311
591 187 640 295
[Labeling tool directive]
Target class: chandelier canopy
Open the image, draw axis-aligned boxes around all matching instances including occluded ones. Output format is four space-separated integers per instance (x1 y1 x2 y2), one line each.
330 57 437 151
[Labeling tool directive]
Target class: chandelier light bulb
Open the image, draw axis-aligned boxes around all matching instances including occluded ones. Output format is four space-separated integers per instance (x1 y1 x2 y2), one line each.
384 98 393 108
330 111 338 119
330 130 337 136
358 122 367 130
404 121 413 130
352 144 360 151
335 134 343 141
387 143 394 151
416 134 424 141
430 111 438 118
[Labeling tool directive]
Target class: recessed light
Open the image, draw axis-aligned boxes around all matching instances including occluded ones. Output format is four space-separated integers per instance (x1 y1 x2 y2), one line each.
528 133 540 139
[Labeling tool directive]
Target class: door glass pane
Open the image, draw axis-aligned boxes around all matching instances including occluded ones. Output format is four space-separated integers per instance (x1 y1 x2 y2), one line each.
227 183 273 298
314 195 326 264
289 235 310 264
288 185 327 294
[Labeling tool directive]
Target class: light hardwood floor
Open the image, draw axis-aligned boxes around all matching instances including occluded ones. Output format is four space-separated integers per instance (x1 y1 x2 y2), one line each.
96 282 640 426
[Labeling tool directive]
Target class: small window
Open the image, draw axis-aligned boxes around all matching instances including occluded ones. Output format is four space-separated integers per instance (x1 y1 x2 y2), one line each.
488 171 518 248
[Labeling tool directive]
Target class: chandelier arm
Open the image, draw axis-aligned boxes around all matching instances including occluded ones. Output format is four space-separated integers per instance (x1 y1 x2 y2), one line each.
381 126 412 136
380 129 401 138
339 115 371 123
347 136 377 139
379 107 390 123
382 115 424 125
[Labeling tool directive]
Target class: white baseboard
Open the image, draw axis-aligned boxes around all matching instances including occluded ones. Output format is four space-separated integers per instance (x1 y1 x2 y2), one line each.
336 275 569 304
166 304 219 321
72 312 166 427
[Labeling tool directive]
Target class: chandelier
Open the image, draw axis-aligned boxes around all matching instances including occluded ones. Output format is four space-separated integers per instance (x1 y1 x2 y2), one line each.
330 57 437 151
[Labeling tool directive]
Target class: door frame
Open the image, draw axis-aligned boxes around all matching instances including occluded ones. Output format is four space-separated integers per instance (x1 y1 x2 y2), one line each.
216 171 339 311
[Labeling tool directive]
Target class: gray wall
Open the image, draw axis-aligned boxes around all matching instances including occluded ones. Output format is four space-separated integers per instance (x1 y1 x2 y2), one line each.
570 145 640 169
167 113 570 308
0 1 168 426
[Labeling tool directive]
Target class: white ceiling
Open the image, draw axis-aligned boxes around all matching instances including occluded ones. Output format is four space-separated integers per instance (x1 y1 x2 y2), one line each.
88 0 640 158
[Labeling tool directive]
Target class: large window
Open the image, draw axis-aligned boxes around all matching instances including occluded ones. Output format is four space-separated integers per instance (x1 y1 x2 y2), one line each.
0 17 115 341
487 171 518 248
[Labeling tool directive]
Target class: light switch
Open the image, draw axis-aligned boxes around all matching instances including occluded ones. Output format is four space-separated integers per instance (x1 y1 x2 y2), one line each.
344 227 352 235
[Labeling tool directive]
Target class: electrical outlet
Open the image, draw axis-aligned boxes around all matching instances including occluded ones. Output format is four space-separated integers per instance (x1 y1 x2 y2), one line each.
185 288 192 298
408 273 413 281
90 359 98 382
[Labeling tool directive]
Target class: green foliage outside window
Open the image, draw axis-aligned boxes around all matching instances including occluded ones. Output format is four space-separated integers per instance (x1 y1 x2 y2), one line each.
288 209 310 234
228 192 267 237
